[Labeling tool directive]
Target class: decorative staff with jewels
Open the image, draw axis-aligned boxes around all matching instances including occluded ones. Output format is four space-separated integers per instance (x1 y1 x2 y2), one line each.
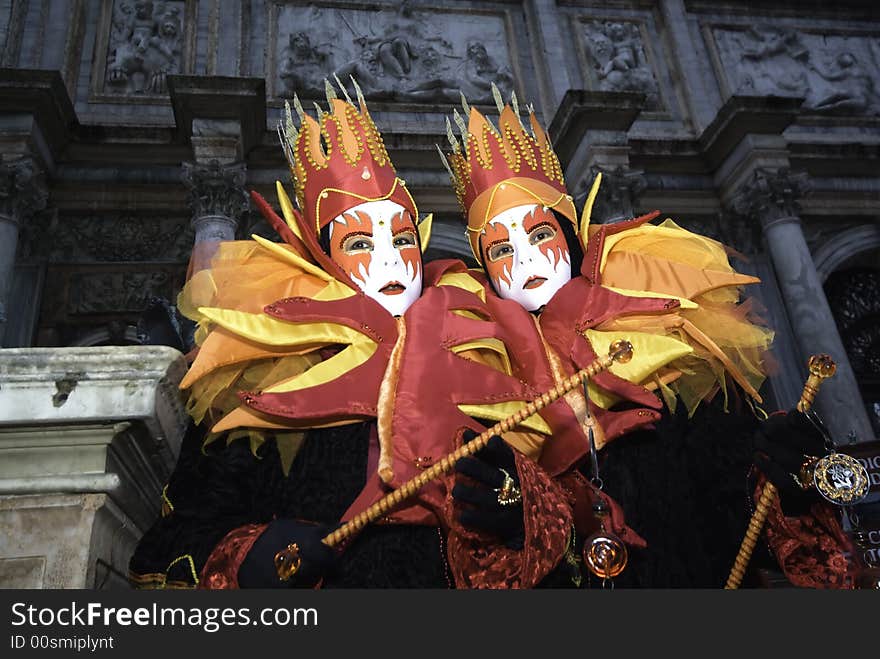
725 354 870 590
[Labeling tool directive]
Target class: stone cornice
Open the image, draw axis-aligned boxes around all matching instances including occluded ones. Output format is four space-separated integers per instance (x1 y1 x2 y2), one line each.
0 345 188 451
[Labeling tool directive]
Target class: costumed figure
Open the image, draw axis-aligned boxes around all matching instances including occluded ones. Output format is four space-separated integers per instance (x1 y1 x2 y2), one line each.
129 79 589 589
438 87 858 588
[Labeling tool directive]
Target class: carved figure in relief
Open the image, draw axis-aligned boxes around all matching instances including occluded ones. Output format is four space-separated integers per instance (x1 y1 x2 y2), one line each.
106 0 182 95
279 31 333 96
584 21 659 108
458 41 513 104
735 25 809 96
806 51 878 115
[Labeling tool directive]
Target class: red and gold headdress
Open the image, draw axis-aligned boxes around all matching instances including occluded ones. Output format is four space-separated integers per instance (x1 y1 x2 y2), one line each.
440 89 577 262
279 79 418 236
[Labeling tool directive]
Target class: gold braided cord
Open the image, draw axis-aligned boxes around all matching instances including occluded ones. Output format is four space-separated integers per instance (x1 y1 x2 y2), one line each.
322 340 633 548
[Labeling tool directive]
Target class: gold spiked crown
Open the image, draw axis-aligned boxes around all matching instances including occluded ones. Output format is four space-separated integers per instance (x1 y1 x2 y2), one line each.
278 79 418 235
440 87 577 262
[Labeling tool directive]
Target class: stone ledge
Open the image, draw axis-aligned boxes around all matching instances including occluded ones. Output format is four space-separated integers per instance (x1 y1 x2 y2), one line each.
0 345 189 452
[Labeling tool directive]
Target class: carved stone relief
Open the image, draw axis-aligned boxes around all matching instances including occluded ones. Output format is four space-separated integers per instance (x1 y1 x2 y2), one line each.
18 213 193 263
714 26 880 115
584 164 647 223
581 20 660 110
104 0 185 95
181 160 249 221
41 265 184 320
824 267 880 377
272 2 515 104
0 158 48 224
729 167 812 224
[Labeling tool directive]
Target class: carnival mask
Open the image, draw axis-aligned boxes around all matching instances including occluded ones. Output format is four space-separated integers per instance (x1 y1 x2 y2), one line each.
329 199 423 316
481 204 571 311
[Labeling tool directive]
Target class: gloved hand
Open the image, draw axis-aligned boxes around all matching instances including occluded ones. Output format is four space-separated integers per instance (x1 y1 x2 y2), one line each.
452 430 525 550
238 519 337 588
752 410 827 516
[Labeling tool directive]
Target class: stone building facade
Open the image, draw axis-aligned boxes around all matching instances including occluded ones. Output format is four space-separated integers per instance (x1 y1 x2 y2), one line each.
1 0 879 587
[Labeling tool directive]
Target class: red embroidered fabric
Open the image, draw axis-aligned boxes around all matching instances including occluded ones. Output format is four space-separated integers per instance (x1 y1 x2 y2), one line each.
198 523 268 590
445 451 572 588
756 477 855 589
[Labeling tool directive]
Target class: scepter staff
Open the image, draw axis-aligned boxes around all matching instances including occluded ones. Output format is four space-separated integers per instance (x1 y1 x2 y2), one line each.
274 340 633 580
724 354 837 590
322 339 634 548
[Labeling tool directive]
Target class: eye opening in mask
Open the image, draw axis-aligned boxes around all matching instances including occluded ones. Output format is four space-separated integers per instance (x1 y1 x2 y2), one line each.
391 229 418 249
527 221 557 246
340 231 374 254
485 239 515 263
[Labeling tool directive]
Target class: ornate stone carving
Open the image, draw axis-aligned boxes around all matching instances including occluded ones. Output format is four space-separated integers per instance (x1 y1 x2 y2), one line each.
729 168 812 224
65 270 176 315
714 26 880 115
105 0 184 95
0 158 48 224
582 21 660 110
273 2 514 104
19 213 193 263
584 165 647 223
824 268 880 377
181 160 249 222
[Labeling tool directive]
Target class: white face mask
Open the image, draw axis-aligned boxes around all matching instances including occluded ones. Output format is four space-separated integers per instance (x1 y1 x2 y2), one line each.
481 204 571 311
329 200 423 317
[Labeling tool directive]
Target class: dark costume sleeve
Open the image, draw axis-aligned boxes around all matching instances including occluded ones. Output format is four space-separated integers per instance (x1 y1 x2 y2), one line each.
598 398 772 587
597 397 858 588
128 423 282 588
753 475 854 589
445 450 573 588
131 422 455 589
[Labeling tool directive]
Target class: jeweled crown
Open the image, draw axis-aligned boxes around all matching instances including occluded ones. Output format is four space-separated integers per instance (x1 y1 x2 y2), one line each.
278 79 417 235
440 88 576 260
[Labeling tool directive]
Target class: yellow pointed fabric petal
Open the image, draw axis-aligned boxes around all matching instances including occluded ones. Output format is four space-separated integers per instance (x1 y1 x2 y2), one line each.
457 402 552 435
451 339 513 375
603 285 699 309
313 279 358 301
276 181 304 241
198 307 365 347
262 342 378 394
211 403 362 433
276 432 307 477
579 172 602 242
418 213 433 251
180 328 321 389
583 328 693 409
252 234 334 282
436 271 486 301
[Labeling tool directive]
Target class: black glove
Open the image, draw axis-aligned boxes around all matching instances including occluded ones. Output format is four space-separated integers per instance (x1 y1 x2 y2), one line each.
238 519 337 588
753 410 827 516
452 431 525 550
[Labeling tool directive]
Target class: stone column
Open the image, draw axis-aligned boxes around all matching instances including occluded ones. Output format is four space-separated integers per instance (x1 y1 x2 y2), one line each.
733 168 875 443
181 159 249 244
0 157 47 343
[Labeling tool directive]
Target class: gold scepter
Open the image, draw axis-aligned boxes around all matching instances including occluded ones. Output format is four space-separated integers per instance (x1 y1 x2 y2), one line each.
273 340 634 580
724 354 837 590
324 339 634 547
